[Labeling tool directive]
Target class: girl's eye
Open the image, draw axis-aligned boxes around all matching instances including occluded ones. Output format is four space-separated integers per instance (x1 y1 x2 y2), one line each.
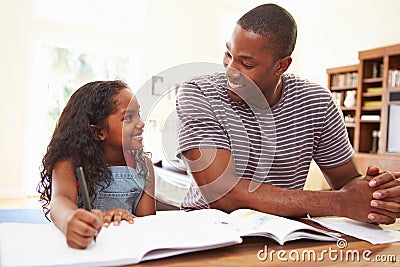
225 51 232 58
124 114 133 121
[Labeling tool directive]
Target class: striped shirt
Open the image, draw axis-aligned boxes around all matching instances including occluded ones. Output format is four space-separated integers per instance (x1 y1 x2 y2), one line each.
176 72 354 209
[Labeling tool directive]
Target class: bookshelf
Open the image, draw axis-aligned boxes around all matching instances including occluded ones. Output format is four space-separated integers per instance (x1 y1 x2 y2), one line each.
357 44 400 155
327 44 400 158
326 64 359 147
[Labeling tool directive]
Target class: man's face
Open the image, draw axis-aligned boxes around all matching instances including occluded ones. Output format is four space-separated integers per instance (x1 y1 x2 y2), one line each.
224 25 281 104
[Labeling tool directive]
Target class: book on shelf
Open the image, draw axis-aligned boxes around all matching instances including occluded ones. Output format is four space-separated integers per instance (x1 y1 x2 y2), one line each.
363 100 382 107
361 114 380 121
331 92 342 108
331 72 358 87
0 209 341 267
366 87 382 93
344 115 355 123
371 62 384 78
388 69 400 88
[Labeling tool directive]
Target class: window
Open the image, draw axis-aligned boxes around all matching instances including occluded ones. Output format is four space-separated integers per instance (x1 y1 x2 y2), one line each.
23 0 146 195
23 44 134 194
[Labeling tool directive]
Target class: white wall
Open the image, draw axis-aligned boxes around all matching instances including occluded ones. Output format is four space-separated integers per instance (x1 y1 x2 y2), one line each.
0 0 399 198
288 0 400 85
0 1 30 197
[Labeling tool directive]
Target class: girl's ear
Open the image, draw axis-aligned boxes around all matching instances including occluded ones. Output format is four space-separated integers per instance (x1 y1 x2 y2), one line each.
90 125 106 141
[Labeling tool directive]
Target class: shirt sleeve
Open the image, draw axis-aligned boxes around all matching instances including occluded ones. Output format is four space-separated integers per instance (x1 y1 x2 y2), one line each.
176 80 230 157
313 99 354 168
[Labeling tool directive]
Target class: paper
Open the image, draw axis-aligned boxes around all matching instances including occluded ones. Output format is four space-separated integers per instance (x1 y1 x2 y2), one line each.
310 217 400 244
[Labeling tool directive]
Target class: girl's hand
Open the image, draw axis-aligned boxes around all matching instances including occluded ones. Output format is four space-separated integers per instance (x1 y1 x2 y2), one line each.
64 209 103 249
102 208 135 227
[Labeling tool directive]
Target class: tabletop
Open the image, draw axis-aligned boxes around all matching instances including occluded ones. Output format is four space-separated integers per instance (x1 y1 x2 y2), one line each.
132 219 400 267
133 235 399 266
1 206 399 266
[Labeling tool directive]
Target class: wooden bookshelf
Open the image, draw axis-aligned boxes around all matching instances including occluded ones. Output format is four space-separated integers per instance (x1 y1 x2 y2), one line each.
327 44 400 159
326 64 359 148
356 44 400 155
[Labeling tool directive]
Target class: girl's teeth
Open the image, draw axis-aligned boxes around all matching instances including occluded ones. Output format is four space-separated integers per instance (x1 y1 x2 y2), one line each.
229 81 241 88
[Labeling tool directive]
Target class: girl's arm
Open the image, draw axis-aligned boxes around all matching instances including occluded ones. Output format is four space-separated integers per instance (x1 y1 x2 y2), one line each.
50 159 103 249
135 157 156 216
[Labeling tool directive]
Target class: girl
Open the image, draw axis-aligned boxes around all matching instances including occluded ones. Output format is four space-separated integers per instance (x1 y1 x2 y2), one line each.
37 80 156 249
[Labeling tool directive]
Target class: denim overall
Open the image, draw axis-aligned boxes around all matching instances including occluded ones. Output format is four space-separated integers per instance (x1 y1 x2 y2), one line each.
91 166 146 215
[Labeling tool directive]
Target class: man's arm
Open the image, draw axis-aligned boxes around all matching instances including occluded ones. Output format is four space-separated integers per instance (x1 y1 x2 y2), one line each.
319 158 361 190
182 148 397 223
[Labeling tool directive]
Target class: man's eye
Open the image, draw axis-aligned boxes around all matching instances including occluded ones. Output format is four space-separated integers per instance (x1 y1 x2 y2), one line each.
242 62 255 69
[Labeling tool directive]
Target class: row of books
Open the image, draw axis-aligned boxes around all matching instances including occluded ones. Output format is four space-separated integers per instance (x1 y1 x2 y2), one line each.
388 69 400 88
331 92 342 107
365 86 382 93
363 100 382 107
342 115 381 123
332 95 382 108
371 62 384 78
331 72 358 87
360 114 380 121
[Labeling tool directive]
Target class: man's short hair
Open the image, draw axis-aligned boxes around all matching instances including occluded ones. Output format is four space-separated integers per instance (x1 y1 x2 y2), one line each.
237 4 297 61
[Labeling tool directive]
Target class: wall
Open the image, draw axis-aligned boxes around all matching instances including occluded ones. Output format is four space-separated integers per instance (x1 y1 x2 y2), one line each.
0 0 399 198
0 1 30 197
289 0 400 85
0 0 244 197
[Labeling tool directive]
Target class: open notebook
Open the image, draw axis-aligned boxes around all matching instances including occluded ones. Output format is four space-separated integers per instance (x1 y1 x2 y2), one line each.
0 209 346 267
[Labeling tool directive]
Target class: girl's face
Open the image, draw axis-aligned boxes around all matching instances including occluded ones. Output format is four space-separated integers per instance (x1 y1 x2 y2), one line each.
101 88 145 159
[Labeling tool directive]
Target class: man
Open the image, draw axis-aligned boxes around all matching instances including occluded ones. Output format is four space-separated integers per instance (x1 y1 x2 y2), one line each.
176 4 400 223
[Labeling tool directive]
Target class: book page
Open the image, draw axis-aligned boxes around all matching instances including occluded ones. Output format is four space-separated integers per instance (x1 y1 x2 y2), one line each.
310 217 400 244
0 210 241 267
110 210 241 261
0 223 139 267
227 209 339 245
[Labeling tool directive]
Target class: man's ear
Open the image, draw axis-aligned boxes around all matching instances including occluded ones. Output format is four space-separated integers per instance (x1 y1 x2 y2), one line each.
90 125 106 141
274 56 292 76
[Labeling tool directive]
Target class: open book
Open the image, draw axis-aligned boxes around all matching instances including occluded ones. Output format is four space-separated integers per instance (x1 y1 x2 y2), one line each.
0 209 339 267
210 208 340 245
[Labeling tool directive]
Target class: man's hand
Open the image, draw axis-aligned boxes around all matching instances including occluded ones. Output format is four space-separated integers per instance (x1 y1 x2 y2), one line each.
366 167 400 223
364 166 380 180
341 178 391 223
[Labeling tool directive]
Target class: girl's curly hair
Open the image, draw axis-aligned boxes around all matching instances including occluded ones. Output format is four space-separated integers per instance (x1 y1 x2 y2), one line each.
37 80 148 220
